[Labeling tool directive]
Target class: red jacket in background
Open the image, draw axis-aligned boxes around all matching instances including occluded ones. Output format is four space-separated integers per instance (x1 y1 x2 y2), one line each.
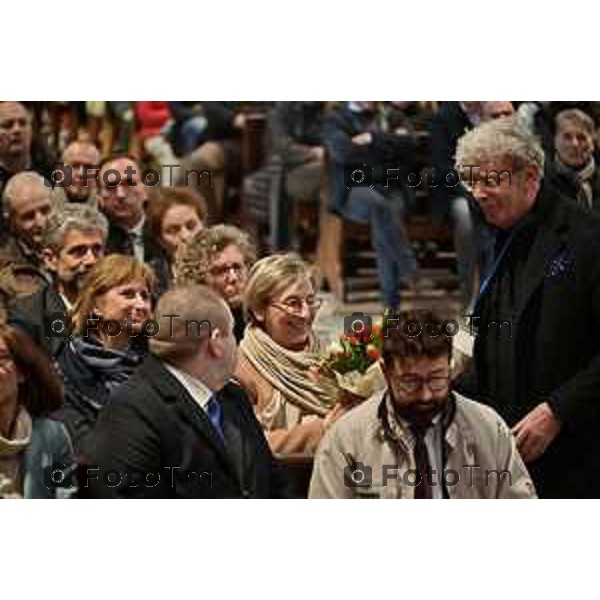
135 102 171 140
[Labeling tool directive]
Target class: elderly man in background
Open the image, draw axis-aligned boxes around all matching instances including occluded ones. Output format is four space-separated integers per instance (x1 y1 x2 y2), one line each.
546 108 600 210
51 140 102 209
0 172 53 305
0 102 54 238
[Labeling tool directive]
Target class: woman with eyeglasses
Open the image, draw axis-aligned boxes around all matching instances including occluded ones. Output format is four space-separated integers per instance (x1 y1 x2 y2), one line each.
56 254 154 457
175 224 257 342
235 253 350 456
0 323 74 498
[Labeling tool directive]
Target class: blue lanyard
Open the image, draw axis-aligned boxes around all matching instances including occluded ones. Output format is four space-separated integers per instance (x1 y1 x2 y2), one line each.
468 225 521 315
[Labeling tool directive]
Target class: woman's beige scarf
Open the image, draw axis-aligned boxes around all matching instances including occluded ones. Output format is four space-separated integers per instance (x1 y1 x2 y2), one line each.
239 325 339 417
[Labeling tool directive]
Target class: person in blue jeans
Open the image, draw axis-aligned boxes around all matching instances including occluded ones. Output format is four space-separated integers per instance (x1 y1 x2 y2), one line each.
323 102 417 311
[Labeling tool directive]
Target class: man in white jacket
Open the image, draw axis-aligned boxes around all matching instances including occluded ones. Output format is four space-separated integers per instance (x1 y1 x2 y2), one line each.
309 309 536 499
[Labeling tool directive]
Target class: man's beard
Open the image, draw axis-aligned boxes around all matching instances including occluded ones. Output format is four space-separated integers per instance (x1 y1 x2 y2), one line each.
390 390 449 429
60 270 91 298
66 186 91 202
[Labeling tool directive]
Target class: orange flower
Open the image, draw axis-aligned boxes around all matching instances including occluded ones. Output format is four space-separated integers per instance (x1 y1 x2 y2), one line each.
366 344 380 360
348 336 359 346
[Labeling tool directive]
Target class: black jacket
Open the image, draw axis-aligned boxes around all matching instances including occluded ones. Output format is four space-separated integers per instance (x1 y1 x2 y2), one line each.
456 186 600 497
86 356 293 499
8 283 68 358
429 101 475 207
55 337 147 457
104 218 172 295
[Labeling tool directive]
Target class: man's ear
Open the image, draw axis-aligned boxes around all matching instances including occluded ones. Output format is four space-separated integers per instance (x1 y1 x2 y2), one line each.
41 247 58 273
207 327 224 358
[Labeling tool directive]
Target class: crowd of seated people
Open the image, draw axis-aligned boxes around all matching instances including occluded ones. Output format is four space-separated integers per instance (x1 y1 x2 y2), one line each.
1 100 600 498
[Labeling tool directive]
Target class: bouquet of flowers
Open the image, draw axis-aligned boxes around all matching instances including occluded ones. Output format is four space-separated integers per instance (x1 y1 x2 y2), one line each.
317 323 387 404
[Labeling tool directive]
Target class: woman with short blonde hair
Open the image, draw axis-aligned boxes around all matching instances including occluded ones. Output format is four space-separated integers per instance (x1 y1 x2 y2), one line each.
236 253 348 456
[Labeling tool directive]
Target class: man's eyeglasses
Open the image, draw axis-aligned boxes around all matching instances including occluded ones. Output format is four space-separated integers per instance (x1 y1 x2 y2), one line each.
269 296 323 316
396 375 450 393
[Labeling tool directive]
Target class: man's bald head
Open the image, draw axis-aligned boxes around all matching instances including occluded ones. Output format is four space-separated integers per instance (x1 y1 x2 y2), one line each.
0 102 32 163
62 141 101 202
3 172 52 248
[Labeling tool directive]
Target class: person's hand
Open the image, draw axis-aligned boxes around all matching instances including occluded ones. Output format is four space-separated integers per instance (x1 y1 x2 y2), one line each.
512 402 562 463
233 113 247 129
351 132 373 146
309 146 325 162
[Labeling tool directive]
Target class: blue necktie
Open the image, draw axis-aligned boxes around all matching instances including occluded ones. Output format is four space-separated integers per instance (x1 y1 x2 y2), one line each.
206 394 226 444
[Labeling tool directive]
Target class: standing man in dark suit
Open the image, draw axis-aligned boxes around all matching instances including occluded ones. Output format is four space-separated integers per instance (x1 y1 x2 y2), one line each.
454 116 600 498
86 285 292 498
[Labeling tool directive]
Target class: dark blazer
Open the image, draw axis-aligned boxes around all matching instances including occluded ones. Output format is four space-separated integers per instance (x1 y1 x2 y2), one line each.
8 283 68 358
104 219 171 294
456 186 600 497
86 356 293 498
429 101 474 210
105 219 161 263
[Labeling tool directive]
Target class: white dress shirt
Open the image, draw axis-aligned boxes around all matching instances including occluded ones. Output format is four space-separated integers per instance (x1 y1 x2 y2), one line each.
128 215 146 262
164 363 213 412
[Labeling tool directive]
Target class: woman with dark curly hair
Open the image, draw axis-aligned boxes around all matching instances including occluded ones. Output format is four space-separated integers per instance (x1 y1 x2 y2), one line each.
0 322 74 498
175 224 257 341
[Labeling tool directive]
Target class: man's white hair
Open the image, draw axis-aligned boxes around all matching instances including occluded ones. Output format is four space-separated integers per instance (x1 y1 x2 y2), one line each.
455 115 545 176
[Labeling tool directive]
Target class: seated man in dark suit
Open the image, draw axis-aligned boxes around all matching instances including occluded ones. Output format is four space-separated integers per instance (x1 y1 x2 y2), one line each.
86 285 293 498
98 156 159 263
8 204 107 357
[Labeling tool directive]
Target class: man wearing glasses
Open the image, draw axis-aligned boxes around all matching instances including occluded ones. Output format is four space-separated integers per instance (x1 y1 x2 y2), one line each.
309 309 536 499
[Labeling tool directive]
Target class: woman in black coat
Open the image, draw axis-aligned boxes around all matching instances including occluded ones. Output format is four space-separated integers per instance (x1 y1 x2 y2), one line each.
56 254 154 457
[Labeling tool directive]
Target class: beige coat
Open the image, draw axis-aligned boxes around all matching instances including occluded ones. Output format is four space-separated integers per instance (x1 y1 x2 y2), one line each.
234 353 325 456
309 390 537 499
